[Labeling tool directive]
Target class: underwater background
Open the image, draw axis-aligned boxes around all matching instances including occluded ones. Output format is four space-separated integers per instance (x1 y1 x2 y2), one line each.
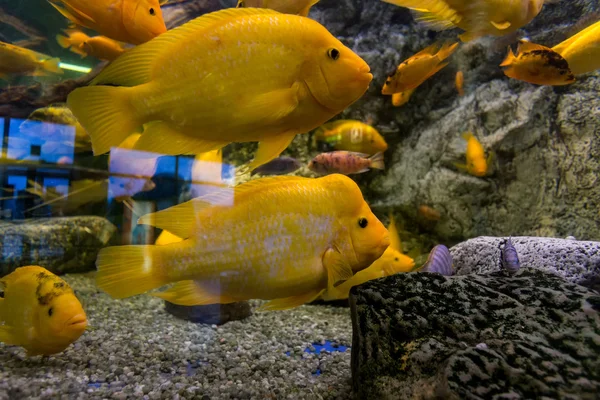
0 0 599 399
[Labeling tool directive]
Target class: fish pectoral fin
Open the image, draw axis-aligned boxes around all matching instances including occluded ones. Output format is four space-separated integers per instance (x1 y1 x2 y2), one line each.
242 83 300 124
135 121 229 155
257 289 325 311
323 247 354 290
247 133 297 171
491 20 512 30
0 325 22 346
151 280 236 306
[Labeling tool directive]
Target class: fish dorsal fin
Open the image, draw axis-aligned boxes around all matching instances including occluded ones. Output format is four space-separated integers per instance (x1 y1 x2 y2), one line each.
138 175 308 237
387 213 402 252
137 197 218 238
91 8 281 87
517 40 552 54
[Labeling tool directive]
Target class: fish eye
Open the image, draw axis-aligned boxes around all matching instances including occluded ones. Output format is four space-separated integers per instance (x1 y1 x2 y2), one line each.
327 48 340 61
394 257 399 261
358 217 368 228
149 7 155 15
48 307 54 317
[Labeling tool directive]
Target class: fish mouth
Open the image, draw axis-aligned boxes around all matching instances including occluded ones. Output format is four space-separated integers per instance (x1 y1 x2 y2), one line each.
66 314 88 329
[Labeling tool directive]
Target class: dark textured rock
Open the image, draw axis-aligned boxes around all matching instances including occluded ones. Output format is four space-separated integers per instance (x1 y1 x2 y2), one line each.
164 300 252 325
451 236 600 292
0 216 117 277
350 270 600 400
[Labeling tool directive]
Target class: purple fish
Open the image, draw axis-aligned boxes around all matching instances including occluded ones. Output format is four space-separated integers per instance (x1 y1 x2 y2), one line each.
501 237 520 275
251 156 302 176
421 245 453 276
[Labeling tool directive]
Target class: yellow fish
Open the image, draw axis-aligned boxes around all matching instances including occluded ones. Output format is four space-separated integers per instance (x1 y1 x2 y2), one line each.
553 20 600 75
321 214 414 301
501 40 575 86
47 0 166 45
313 120 388 155
382 0 545 42
20 104 91 153
0 41 62 79
96 174 390 311
0 266 87 356
236 0 320 17
454 132 492 177
455 70 464 96
67 8 372 171
391 88 415 107
56 29 127 61
381 41 458 94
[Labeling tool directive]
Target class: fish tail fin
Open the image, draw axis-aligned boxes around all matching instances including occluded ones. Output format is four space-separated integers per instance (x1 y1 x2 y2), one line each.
369 152 385 170
500 46 516 67
56 34 71 49
43 57 62 74
67 86 142 155
96 245 167 299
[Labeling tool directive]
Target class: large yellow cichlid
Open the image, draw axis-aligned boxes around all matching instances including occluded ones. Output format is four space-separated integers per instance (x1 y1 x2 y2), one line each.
96 175 390 311
321 214 414 301
0 41 62 79
0 266 87 356
237 0 320 17
382 0 545 42
553 20 600 75
67 8 372 170
47 0 166 45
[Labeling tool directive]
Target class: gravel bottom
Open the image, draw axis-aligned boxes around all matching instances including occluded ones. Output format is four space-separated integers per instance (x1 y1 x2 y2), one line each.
0 273 354 400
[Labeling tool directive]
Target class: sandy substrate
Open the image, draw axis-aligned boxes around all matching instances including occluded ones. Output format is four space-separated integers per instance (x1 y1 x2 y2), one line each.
0 273 353 399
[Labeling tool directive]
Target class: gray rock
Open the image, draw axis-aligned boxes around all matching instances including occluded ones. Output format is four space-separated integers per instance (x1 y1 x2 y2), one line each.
350 269 600 400
164 301 252 325
0 217 117 277
451 236 600 292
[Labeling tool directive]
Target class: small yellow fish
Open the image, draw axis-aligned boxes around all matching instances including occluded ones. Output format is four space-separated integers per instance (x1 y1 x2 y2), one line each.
20 104 91 153
418 204 441 221
68 9 372 171
501 40 576 86
455 70 464 96
321 214 414 301
0 41 62 79
382 0 545 42
56 29 126 61
391 89 415 107
47 0 166 45
382 41 458 94
236 0 320 16
553 20 600 75
0 266 87 356
313 120 387 155
96 174 390 311
455 132 492 177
